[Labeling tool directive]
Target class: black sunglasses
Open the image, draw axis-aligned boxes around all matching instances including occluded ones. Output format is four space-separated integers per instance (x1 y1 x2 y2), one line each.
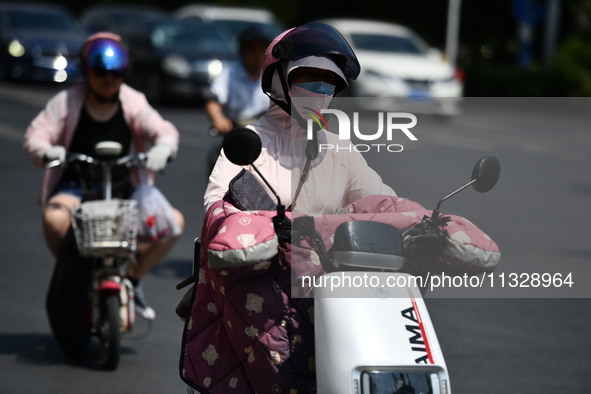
92 68 125 78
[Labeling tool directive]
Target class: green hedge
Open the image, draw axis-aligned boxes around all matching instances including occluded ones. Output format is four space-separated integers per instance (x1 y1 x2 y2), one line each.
549 35 591 96
463 64 560 96
464 36 591 97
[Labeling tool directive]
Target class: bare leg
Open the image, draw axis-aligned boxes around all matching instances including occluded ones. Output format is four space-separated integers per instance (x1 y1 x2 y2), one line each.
128 208 185 280
42 194 81 257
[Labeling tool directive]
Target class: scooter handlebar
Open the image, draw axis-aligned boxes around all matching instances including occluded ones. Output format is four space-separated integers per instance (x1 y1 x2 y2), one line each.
45 152 148 170
116 152 148 168
45 153 94 169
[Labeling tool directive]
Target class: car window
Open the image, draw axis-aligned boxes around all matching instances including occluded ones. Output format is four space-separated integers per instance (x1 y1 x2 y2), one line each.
212 20 283 49
350 32 427 55
151 23 234 55
2 9 79 33
82 12 134 32
81 10 165 35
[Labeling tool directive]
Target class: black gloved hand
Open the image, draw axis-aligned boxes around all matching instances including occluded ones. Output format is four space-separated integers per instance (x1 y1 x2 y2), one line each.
401 215 450 265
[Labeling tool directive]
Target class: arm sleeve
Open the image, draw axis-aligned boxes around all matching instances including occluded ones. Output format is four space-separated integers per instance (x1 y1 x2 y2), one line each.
210 68 230 106
344 150 396 205
135 94 180 157
23 90 68 166
204 150 245 211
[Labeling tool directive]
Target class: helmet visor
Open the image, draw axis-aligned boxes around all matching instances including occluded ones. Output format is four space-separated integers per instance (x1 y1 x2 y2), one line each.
271 23 360 80
83 38 128 72
287 55 348 88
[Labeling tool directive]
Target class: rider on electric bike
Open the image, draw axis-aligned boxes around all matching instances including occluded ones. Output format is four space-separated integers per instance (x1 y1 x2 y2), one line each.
204 25 273 174
24 32 184 359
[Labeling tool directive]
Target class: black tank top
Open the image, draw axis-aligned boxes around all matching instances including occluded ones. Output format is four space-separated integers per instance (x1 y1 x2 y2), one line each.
60 104 133 198
69 103 132 157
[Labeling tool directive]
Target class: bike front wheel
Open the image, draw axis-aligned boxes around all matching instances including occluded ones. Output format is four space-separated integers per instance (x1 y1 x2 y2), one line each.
97 293 121 370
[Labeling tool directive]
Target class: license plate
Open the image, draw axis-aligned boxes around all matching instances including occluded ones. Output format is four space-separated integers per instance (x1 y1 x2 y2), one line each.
408 89 431 99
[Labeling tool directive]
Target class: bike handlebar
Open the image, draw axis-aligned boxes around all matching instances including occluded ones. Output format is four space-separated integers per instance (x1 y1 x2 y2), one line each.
116 152 148 168
45 152 148 170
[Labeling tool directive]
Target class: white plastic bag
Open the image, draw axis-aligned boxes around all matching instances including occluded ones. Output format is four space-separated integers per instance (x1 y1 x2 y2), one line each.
132 170 181 242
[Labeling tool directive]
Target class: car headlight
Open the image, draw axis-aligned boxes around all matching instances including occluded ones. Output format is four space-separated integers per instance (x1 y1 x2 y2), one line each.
441 75 455 83
207 60 223 78
367 69 405 84
53 55 68 71
366 68 394 80
364 68 407 90
54 70 68 83
193 59 224 79
162 55 192 78
8 39 25 57
432 74 461 88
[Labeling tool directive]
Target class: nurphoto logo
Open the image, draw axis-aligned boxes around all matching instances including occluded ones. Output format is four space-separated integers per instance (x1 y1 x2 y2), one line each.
304 108 418 153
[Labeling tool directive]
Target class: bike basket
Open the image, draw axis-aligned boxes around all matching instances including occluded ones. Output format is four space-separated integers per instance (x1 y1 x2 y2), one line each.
71 199 139 258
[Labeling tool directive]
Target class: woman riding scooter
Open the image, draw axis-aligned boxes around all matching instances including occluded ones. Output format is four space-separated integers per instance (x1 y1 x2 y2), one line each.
24 32 184 345
181 21 502 393
183 22 398 393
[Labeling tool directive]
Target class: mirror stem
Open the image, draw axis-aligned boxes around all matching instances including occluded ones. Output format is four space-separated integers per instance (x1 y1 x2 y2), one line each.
431 178 476 220
251 164 284 212
250 164 290 244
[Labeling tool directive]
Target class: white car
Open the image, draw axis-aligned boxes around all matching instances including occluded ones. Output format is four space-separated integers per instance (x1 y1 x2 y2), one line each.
321 19 463 114
174 4 283 50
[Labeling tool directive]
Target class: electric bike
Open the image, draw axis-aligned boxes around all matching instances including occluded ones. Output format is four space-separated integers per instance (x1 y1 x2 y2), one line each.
45 141 145 370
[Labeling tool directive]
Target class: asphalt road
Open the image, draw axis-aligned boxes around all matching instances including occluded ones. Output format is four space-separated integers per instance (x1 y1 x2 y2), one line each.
1 82 590 393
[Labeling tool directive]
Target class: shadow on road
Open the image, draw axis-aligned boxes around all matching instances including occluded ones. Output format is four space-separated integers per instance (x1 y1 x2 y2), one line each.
150 258 193 280
0 332 137 370
0 332 67 366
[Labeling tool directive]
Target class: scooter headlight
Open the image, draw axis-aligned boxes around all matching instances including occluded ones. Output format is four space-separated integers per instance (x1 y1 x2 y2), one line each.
359 370 448 394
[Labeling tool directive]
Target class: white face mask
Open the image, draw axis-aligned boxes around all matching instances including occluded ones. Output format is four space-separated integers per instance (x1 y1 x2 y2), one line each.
289 83 334 127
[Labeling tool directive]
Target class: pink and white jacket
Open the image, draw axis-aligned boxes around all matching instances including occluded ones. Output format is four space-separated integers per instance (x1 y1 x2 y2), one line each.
23 83 179 205
204 78 396 214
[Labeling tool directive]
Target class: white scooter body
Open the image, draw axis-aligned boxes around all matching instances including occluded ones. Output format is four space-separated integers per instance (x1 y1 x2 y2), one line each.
315 272 450 394
218 127 500 394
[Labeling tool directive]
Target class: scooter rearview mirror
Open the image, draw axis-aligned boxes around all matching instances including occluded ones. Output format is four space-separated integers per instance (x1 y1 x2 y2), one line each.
222 127 262 166
432 155 501 221
471 155 501 193
222 127 285 209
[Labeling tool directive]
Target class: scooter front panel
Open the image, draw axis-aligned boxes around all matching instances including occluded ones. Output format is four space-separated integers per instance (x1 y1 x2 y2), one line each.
314 272 450 393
